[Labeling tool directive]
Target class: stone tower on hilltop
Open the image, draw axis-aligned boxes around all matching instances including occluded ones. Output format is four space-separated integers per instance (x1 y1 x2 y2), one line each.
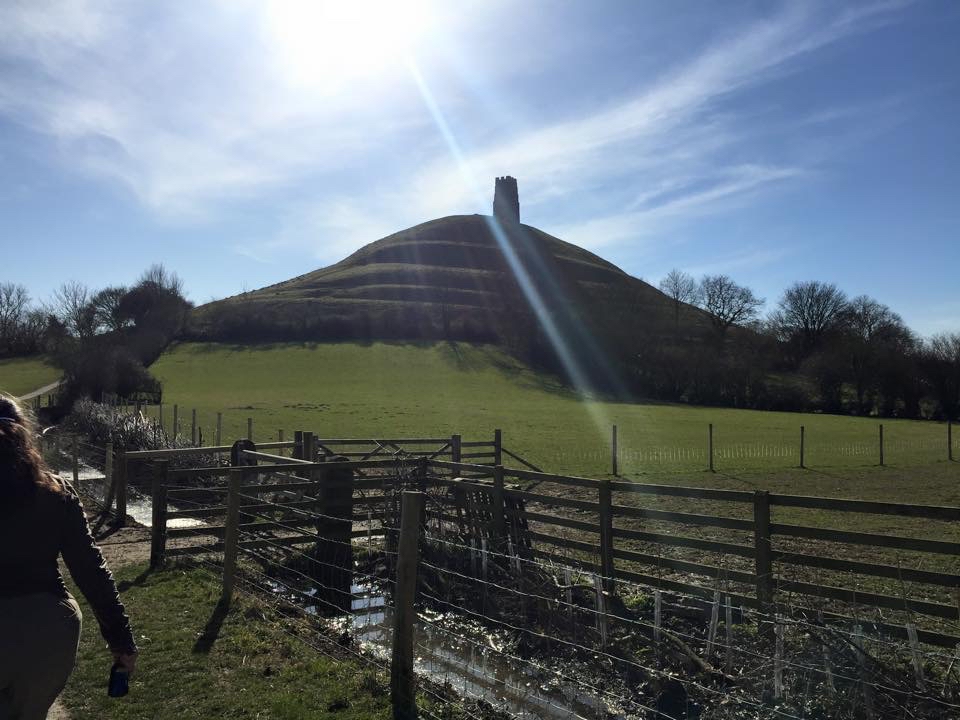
493 176 520 225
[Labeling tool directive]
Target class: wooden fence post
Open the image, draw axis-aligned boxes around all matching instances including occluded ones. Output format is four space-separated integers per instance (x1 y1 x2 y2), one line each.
116 450 128 526
853 625 875 718
104 442 113 501
611 425 618 476
150 461 169 568
391 491 425 720
221 467 246 604
293 430 304 460
598 479 614 592
492 464 508 545
800 426 805 469
493 428 502 466
753 490 773 606
302 431 315 462
709 423 715 472
72 435 79 484
247 417 253 442
278 429 285 457
191 408 197 445
451 434 462 464
879 424 884 466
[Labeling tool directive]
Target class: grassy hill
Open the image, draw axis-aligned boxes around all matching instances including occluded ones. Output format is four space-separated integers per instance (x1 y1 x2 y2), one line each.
191 215 707 391
146 342 958 501
0 355 60 397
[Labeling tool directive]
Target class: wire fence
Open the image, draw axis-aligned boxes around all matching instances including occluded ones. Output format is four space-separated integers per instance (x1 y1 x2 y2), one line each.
144 452 960 720
115 398 959 476
42 417 960 718
39 429 114 510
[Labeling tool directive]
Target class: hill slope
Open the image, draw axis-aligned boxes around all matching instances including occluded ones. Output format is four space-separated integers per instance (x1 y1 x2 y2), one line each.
193 215 706 390
147 341 954 489
0 356 61 397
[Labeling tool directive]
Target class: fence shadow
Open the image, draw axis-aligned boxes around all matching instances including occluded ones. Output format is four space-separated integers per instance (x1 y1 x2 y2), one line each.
117 566 154 593
193 597 232 654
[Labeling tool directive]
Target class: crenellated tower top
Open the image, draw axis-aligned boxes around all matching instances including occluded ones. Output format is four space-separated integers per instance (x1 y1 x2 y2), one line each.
493 176 520 225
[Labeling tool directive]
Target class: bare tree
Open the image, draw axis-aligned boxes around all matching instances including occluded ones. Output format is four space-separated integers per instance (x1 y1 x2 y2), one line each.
845 296 905 343
139 263 185 297
696 274 764 342
924 332 960 420
773 281 848 356
0 283 30 352
49 281 93 338
843 295 911 413
659 269 697 333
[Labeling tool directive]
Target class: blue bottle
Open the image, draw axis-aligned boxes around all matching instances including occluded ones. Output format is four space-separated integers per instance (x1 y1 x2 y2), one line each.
108 664 129 697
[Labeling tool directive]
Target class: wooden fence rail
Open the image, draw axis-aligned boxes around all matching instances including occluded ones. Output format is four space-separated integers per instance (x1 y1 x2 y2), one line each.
143 437 960 647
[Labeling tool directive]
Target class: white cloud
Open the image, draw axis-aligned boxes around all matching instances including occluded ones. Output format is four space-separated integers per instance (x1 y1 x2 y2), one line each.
684 246 795 279
395 1 907 238
234 195 408 266
0 1 445 218
556 165 805 250
0 0 909 261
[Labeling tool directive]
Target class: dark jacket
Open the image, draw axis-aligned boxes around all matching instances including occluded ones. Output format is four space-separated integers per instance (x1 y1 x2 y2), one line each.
0 477 136 654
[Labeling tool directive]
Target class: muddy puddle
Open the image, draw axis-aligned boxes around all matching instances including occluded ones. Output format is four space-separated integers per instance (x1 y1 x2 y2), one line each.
268 579 609 719
57 461 203 529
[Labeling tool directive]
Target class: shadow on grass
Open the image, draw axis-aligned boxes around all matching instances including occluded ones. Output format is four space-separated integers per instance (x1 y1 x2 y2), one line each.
117 566 155 593
193 597 231 654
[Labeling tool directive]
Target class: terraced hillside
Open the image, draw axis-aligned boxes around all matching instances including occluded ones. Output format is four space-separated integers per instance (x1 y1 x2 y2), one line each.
192 215 708 389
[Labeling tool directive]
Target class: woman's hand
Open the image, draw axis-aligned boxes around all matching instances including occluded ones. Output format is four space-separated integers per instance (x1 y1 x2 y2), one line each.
112 650 138 677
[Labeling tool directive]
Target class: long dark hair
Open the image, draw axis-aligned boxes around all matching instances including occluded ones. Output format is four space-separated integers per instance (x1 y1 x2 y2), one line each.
0 394 61 504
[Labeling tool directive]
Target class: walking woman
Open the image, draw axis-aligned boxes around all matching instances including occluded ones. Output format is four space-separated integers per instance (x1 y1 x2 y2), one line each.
0 394 137 719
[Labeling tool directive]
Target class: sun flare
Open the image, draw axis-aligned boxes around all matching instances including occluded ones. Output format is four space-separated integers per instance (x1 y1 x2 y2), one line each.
266 0 431 86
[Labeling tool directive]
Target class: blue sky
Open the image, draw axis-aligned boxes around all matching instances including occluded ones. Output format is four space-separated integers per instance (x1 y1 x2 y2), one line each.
1 0 958 335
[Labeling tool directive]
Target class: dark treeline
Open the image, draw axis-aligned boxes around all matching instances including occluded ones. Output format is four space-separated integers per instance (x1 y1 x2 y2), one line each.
641 272 960 420
0 265 192 403
5 263 958 421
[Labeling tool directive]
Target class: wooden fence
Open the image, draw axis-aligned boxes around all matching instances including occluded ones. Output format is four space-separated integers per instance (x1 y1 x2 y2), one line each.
112 431 513 521
144 440 960 648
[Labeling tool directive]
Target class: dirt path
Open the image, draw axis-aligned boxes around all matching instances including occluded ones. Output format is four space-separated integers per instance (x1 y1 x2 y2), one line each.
18 379 63 402
91 523 153 568
47 699 71 719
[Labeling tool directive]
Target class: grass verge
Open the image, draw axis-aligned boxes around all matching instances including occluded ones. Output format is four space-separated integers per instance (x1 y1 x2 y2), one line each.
0 355 60 397
62 562 391 719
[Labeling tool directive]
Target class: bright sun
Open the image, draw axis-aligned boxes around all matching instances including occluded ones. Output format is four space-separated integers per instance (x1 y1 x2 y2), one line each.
266 0 431 86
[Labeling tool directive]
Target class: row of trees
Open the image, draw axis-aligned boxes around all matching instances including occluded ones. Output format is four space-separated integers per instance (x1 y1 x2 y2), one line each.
657 271 960 419
5 261 956 420
1 265 192 401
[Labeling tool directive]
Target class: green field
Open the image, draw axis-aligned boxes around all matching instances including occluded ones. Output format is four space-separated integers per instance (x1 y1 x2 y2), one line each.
63 563 391 719
0 355 60 397
145 342 958 502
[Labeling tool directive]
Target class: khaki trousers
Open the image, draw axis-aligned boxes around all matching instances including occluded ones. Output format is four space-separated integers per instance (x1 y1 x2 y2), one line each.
0 593 82 720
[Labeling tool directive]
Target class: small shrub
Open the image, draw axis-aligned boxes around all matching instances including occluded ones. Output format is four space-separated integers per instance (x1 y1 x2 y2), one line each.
64 398 191 453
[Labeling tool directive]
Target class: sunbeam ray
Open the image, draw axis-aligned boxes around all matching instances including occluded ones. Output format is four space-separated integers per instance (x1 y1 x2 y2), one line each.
405 56 618 442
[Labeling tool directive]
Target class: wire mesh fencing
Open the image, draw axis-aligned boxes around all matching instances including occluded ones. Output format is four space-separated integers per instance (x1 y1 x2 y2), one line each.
141 450 960 720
